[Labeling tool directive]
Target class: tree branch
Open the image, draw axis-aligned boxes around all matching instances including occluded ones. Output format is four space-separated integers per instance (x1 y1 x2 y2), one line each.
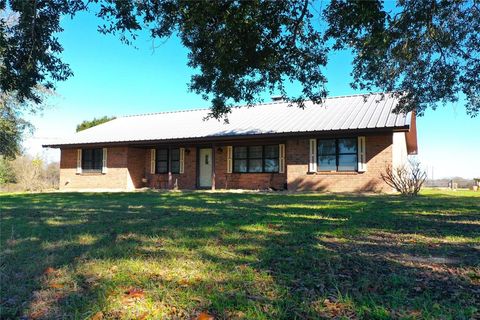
290 0 309 46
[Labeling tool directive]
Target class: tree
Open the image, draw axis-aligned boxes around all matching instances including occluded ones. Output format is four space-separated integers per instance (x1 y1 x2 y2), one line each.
0 86 52 158
76 116 116 132
0 0 478 126
1 8 53 158
324 0 479 117
0 155 15 185
0 100 30 158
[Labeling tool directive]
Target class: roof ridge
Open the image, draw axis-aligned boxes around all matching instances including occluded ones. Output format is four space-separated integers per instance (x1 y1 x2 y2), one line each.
118 92 391 118
120 107 210 118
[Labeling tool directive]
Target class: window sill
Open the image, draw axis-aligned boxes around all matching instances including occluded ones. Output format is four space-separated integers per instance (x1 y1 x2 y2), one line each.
231 172 282 174
152 173 181 175
307 171 359 175
77 172 104 176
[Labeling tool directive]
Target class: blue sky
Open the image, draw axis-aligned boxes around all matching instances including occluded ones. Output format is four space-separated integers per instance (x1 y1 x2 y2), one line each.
27 11 479 179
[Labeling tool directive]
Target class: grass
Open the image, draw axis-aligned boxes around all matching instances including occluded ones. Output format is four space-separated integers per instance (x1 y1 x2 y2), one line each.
0 189 479 319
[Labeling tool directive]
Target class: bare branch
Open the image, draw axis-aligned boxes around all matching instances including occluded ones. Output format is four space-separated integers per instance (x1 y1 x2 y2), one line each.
381 158 427 196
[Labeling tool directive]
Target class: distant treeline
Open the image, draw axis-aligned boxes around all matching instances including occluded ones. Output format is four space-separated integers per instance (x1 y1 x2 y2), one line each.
76 116 116 132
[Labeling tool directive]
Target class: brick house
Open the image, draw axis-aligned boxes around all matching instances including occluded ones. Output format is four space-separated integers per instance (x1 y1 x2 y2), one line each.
43 93 418 192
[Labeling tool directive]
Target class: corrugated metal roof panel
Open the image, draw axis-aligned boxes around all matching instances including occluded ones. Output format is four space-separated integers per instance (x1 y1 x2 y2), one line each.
44 93 411 147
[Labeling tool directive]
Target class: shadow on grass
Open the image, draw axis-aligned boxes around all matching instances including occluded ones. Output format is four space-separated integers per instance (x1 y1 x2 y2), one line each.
0 191 479 319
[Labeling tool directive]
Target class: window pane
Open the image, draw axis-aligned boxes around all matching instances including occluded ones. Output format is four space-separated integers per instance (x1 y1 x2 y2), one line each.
234 159 247 172
338 138 357 154
318 139 336 156
264 159 279 172
82 149 91 170
338 154 357 171
94 148 103 159
318 155 336 171
83 149 93 161
157 149 168 160
94 159 103 170
171 148 180 161
264 145 279 158
157 161 168 173
83 160 93 170
248 159 263 172
171 161 180 173
249 146 263 159
82 148 102 171
234 146 247 159
94 148 103 170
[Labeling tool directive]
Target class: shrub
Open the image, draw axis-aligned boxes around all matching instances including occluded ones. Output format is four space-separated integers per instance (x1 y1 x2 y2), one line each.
12 156 46 191
0 155 59 192
381 158 427 196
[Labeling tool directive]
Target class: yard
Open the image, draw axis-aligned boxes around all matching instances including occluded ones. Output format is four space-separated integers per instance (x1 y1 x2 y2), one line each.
0 190 479 320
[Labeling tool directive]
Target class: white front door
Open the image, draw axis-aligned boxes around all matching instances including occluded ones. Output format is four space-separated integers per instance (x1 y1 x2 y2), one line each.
199 148 213 188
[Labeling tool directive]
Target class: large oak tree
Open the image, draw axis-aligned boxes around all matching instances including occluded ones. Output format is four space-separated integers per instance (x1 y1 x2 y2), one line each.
1 0 479 157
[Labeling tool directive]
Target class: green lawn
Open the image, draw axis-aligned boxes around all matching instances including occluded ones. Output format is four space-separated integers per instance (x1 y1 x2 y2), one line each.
0 190 479 320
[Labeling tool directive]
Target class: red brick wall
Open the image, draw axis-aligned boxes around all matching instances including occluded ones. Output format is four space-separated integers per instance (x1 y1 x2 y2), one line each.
286 134 392 192
144 148 197 189
59 147 130 190
59 133 394 192
143 145 286 190
214 146 286 190
127 147 147 189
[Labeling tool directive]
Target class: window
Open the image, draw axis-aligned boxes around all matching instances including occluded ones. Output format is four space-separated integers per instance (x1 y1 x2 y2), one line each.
317 138 357 172
82 148 103 172
248 146 263 172
264 145 279 172
155 148 180 174
233 146 248 173
170 148 180 174
156 148 169 173
233 145 279 173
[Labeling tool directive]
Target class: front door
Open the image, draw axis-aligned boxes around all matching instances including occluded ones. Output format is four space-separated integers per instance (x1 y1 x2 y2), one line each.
198 148 213 188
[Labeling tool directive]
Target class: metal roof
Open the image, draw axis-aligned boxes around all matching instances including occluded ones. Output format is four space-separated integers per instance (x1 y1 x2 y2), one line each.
43 93 412 147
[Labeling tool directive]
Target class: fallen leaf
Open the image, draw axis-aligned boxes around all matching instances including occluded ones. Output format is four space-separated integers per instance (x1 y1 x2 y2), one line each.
138 312 148 320
267 223 281 230
197 312 214 320
91 311 104 320
179 279 190 287
50 283 64 289
227 311 246 319
409 310 422 317
43 267 55 275
29 309 47 319
124 288 145 298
